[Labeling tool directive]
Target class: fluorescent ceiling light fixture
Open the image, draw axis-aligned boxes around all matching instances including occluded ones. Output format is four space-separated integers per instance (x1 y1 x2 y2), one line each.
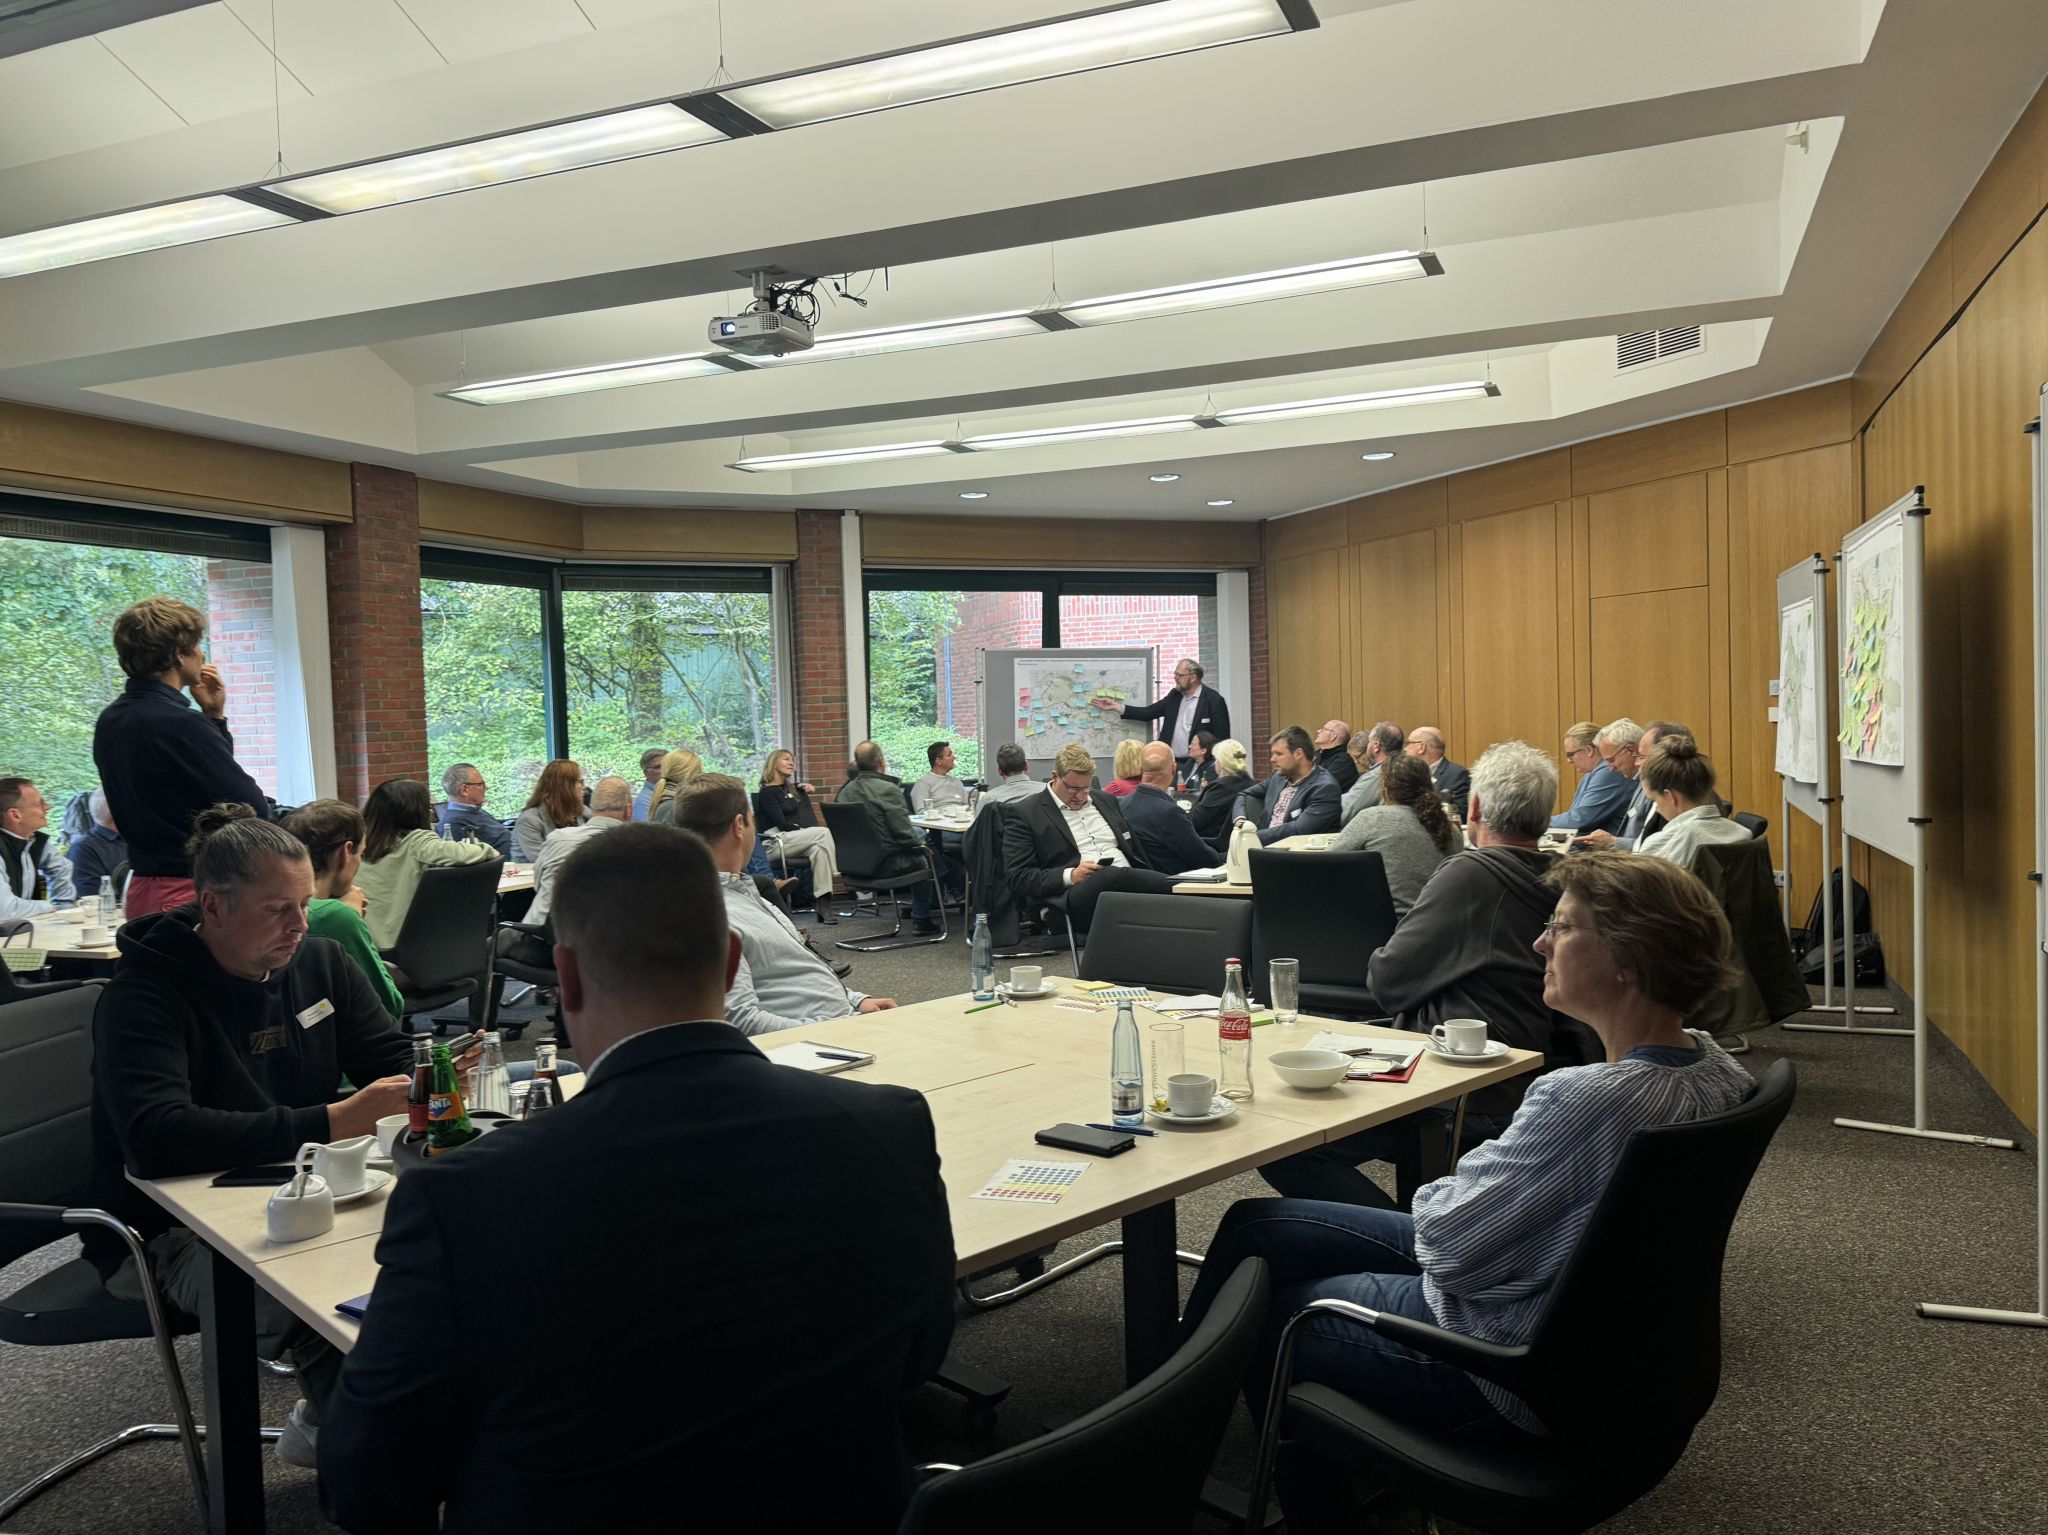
744 310 1044 367
1216 379 1497 425
269 105 724 215
1149 473 1181 482
1207 499 1235 506
725 0 1311 130
1064 249 1439 326
0 195 295 278
734 440 953 472
965 414 1201 451
444 352 734 405
959 491 989 499
1361 450 1396 461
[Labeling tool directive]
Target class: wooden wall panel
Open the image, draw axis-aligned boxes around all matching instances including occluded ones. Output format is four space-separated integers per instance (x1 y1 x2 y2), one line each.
1457 505 1561 759
1346 478 1447 544
1266 552 1349 735
1587 475 1709 597
1726 382 1854 465
583 506 797 560
1347 530 1442 732
1262 503 1349 562
1447 449 1570 521
1588 588 1711 748
1570 413 1726 497
862 513 1259 569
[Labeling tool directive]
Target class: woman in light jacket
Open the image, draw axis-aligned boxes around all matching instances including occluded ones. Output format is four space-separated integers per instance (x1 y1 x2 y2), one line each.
1328 752 1461 914
511 760 589 860
355 778 501 949
1636 736 1751 868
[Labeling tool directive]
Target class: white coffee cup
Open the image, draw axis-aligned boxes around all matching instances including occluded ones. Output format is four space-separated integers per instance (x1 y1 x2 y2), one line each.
80 925 112 946
311 1134 375 1196
1008 964 1044 993
1431 1018 1489 1056
1167 1072 1219 1117
375 1114 410 1159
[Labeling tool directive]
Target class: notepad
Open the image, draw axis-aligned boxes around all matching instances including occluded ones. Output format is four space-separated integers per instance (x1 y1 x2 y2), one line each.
1310 1031 1425 1081
762 1043 875 1074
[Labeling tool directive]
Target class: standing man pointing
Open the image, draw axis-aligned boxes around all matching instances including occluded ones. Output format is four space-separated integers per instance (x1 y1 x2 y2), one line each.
1093 657 1230 778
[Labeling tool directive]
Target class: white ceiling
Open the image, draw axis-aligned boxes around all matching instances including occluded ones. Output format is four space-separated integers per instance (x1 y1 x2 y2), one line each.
0 0 2042 524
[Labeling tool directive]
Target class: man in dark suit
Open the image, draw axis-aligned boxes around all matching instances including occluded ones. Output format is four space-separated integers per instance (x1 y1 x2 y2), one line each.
1313 719 1358 792
1240 726 1343 846
1122 743 1223 875
1092 657 1229 774
319 824 955 1535
1003 743 1181 931
1407 725 1471 821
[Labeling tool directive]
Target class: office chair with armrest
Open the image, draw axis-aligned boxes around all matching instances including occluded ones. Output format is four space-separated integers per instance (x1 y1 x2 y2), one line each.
493 918 561 1046
1248 850 1398 1017
1732 811 1769 839
821 802 949 952
378 859 506 1032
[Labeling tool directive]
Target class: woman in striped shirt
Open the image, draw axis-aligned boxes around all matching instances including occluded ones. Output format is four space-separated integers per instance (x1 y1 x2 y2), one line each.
1180 852 1754 1450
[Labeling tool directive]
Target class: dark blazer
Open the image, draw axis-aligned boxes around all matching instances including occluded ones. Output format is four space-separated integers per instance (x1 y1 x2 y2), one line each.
320 1022 955 1535
1120 684 1230 751
1120 783 1221 875
1190 771 1252 849
753 782 819 835
1001 786 1151 905
92 677 268 878
1320 748 1359 793
1245 765 1343 845
1432 757 1472 821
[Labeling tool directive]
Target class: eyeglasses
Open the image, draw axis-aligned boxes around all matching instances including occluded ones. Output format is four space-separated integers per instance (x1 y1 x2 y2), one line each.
1540 919 1588 939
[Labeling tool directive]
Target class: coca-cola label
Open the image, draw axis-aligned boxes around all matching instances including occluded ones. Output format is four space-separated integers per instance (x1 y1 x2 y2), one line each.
1219 1011 1252 1041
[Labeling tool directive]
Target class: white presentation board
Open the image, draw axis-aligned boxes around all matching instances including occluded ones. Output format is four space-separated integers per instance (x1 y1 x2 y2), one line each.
1776 555 1831 825
1836 491 1928 863
980 647 1155 776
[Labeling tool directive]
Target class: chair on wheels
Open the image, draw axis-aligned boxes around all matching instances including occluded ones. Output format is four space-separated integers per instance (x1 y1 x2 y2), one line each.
904 1258 1270 1535
1248 1060 1797 1534
1731 811 1769 839
378 859 506 1032
0 983 216 1525
1079 891 1253 994
821 802 949 952
1247 850 1398 1016
493 917 561 1045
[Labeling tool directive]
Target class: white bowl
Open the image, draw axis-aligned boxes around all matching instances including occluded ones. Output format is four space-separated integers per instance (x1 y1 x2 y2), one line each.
1268 1048 1351 1090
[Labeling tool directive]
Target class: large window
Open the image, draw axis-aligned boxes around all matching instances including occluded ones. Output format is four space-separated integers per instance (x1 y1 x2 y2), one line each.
1057 590 1214 703
420 574 550 810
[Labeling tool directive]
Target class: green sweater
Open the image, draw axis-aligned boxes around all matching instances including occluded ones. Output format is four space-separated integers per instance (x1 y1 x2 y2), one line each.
307 898 406 1021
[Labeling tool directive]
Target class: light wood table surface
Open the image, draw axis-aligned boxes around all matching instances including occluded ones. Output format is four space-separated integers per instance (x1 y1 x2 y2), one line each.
497 865 535 894
28 908 123 958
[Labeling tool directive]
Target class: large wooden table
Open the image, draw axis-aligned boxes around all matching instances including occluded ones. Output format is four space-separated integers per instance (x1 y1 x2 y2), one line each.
132 985 1536 1534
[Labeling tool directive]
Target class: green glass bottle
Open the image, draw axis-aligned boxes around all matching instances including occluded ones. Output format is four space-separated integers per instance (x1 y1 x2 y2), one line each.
425 1043 480 1155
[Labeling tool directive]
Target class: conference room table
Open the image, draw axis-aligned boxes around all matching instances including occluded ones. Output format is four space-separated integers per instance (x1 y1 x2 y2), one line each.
130 984 1537 1533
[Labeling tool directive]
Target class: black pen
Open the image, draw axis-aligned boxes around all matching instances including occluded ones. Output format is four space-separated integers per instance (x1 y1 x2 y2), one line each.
814 1050 867 1063
1086 1122 1156 1137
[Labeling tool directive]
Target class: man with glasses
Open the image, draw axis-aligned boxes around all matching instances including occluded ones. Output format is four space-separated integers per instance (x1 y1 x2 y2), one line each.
1002 743 1179 933
1549 718 1638 835
1092 657 1230 778
1574 718 1681 850
436 762 513 854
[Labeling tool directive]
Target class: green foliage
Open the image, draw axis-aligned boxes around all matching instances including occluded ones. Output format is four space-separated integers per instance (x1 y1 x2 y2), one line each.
420 579 551 806
866 589 985 777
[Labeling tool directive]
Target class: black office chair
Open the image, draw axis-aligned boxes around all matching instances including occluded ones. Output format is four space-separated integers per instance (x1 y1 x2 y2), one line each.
1248 850 1398 1017
378 859 506 1032
493 918 560 1045
0 983 220 1525
1079 891 1253 994
1248 1059 1797 1534
962 805 1058 958
1732 811 1769 839
821 802 948 951
905 1258 1270 1535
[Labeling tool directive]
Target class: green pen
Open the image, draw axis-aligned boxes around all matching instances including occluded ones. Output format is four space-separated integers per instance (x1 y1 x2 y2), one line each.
965 999 1005 1014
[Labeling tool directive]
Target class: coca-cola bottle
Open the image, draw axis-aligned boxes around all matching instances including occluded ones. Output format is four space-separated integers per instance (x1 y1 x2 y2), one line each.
1218 957 1254 1101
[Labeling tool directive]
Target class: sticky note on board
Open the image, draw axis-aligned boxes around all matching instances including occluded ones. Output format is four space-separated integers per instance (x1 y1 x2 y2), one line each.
1073 663 1086 672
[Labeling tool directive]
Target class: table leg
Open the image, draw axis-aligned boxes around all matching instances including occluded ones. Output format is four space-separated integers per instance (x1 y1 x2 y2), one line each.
198 1247 265 1535
1121 1199 1179 1385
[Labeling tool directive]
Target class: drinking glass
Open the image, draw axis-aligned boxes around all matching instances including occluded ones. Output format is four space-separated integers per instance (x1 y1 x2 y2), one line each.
1148 1021 1185 1114
1269 958 1301 1027
98 886 119 929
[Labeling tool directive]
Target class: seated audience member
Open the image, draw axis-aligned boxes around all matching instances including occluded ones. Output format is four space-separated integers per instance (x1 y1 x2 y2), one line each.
1636 735 1751 866
1263 741 1583 1209
1238 726 1343 845
1575 719 1685 850
646 747 705 825
93 596 270 918
434 763 513 854
355 778 502 950
976 743 1043 810
1182 852 1752 1489
631 747 668 821
910 740 971 814
1002 744 1179 931
1314 720 1359 792
1122 743 1225 875
511 759 589 860
1105 738 1145 798
673 774 896 1032
1189 738 1254 849
837 741 942 934
1181 731 1220 796
282 800 405 1019
1341 720 1405 827
757 748 840 922
1404 725 1470 821
0 776 74 919
318 823 954 1534
68 788 128 898
88 806 448 1467
1328 752 1461 914
1550 719 1637 834
493 776 634 975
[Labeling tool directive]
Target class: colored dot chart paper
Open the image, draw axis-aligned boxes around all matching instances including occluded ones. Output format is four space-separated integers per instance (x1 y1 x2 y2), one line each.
972 1158 1089 1204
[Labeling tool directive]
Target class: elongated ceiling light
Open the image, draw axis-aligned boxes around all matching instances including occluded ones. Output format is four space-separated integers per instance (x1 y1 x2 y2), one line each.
963 414 1201 451
743 310 1047 367
734 440 956 471
444 350 741 405
1214 379 1496 424
1062 250 1441 326
0 195 295 279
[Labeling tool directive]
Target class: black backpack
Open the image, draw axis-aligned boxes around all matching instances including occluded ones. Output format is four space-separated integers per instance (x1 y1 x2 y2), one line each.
1793 868 1886 988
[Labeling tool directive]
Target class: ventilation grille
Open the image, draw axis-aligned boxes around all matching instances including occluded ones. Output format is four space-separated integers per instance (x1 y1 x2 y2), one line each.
1616 326 1703 372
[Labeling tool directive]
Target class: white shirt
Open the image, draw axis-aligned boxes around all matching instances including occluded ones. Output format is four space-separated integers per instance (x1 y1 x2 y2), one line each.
1637 804 1751 868
1048 782 1121 883
1170 691 1200 757
528 816 627 926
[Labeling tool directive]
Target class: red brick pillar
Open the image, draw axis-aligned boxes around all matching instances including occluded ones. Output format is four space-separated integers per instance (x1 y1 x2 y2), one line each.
1248 561 1270 747
204 559 278 798
793 510 851 797
327 465 428 805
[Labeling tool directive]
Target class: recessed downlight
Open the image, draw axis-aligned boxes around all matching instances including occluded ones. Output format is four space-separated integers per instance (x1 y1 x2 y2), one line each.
959 491 989 500
1207 499 1235 507
1149 473 1181 482
1362 450 1396 461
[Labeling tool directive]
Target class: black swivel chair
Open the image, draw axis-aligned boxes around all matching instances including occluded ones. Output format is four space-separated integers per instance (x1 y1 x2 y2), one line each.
821 802 948 952
1079 891 1254 995
904 1258 1270 1535
493 917 561 1045
1247 850 1398 1017
1732 811 1769 839
378 859 506 1032
2 919 98 1005
1248 1059 1797 1534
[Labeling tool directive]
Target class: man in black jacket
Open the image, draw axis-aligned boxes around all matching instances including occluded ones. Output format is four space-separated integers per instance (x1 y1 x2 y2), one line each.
320 824 956 1535
1003 744 1180 932
1093 657 1230 775
1313 719 1359 792
1122 744 1223 875
88 808 420 1466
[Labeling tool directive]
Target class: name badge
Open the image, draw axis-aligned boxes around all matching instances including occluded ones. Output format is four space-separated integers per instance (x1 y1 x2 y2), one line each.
249 1026 286 1055
296 998 334 1029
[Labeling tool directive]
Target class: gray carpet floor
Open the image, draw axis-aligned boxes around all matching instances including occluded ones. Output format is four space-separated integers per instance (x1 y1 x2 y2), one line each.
4 903 2043 1532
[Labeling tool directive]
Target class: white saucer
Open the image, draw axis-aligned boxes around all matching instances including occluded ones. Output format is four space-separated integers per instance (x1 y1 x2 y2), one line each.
330 1169 394 1205
1146 1095 1240 1125
1424 1039 1512 1064
996 980 1059 1000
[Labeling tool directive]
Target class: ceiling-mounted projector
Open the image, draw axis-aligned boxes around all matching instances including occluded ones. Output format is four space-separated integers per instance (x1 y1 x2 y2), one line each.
707 309 814 356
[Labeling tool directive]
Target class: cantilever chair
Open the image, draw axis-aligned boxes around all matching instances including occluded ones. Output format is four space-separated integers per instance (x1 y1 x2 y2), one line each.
821 802 949 951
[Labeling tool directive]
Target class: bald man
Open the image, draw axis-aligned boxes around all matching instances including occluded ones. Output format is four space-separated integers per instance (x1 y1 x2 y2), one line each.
1119 742 1223 875
1406 725 1470 820
1314 719 1358 793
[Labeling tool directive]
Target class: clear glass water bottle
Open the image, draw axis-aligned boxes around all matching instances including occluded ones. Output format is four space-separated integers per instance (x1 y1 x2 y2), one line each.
1218 957 1255 1100
969 913 995 1000
468 1031 512 1116
1110 1002 1144 1127
98 884 119 929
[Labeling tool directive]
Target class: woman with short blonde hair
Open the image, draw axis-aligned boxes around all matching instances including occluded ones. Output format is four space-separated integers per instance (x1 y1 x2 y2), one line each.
1106 738 1145 798
1190 738 1254 851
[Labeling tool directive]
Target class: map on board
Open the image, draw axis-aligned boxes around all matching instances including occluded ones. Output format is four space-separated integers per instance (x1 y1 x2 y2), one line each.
1838 516 1907 766
1776 596 1820 783
1012 654 1152 758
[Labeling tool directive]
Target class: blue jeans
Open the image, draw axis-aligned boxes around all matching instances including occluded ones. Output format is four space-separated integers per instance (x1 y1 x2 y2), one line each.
1261 1105 1514 1210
